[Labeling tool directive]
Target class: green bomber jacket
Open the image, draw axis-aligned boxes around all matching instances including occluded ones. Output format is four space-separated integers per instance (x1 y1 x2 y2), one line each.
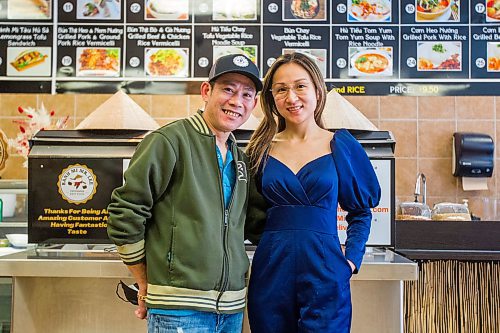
107 111 253 313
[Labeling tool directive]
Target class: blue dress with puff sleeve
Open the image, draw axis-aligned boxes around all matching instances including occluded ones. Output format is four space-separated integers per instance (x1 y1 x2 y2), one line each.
247 129 381 333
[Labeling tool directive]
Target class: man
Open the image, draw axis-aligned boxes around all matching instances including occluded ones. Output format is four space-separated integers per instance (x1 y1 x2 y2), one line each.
107 54 262 332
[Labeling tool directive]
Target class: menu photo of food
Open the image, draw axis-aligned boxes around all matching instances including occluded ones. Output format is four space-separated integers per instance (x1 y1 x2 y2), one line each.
347 0 391 22
486 0 500 22
417 42 461 71
283 0 326 21
145 0 188 20
213 0 257 20
76 0 121 20
487 42 500 72
415 0 460 22
76 48 120 77
7 0 51 20
213 45 257 65
348 47 393 77
144 48 189 77
6 47 51 76
282 49 327 77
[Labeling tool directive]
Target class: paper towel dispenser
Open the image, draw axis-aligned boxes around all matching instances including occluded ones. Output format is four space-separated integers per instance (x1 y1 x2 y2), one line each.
452 132 494 177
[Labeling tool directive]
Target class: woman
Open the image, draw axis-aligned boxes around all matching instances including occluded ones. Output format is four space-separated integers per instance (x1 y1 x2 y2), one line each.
246 52 381 332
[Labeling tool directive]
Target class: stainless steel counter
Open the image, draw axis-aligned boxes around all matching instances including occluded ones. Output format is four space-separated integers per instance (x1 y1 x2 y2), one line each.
0 248 417 333
0 247 416 279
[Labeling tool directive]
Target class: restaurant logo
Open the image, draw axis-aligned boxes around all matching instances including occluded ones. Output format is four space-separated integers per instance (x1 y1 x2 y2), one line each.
58 164 98 205
233 55 249 67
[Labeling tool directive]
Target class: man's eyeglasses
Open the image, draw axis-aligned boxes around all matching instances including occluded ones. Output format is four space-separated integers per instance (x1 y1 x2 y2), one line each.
270 82 312 100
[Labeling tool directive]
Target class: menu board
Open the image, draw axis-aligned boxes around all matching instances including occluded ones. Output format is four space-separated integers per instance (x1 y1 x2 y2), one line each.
0 0 499 95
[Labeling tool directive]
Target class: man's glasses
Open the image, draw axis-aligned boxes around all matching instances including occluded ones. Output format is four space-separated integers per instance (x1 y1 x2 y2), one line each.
270 82 312 100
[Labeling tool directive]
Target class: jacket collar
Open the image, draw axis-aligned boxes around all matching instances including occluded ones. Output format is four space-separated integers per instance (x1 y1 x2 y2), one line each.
187 110 236 143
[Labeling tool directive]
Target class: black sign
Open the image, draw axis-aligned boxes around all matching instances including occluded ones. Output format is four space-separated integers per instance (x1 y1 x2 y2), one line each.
28 158 123 243
0 0 499 95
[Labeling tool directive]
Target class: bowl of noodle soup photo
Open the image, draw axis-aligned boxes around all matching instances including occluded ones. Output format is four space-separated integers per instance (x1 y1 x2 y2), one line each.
486 0 500 22
284 0 326 20
416 0 452 21
349 47 393 77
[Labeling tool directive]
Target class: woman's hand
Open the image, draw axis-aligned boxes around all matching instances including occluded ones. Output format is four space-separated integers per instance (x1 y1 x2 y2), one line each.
347 259 356 273
341 245 356 273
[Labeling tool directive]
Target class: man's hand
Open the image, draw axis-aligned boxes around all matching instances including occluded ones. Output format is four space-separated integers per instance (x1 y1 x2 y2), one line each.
135 289 147 319
127 262 148 320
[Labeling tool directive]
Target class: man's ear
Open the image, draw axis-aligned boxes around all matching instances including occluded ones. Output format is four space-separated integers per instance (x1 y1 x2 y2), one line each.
200 81 211 102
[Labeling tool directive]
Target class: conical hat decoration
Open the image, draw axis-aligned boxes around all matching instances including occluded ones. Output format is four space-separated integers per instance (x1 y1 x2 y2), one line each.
239 112 262 131
76 90 159 130
322 89 378 131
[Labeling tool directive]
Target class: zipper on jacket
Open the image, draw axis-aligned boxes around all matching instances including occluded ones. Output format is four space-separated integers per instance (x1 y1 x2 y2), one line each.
215 141 238 312
167 227 175 271
216 209 230 312
214 140 229 312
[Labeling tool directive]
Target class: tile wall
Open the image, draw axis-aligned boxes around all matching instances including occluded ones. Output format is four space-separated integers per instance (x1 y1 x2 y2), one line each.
0 93 498 219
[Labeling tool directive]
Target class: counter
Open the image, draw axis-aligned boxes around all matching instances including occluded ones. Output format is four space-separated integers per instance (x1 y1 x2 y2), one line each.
0 247 417 333
0 247 24 257
396 220 500 260
395 220 500 333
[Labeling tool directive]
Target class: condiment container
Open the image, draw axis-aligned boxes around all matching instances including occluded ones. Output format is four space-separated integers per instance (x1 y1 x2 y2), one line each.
397 201 432 220
431 202 471 221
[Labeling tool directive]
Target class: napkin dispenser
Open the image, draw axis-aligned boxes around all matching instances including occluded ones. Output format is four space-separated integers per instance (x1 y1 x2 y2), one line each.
452 132 494 177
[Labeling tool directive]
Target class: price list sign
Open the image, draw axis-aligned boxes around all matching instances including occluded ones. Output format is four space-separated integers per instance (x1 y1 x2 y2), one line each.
0 0 497 95
262 25 330 78
0 0 53 92
400 26 469 79
125 25 192 78
56 0 124 84
332 26 399 80
193 25 260 77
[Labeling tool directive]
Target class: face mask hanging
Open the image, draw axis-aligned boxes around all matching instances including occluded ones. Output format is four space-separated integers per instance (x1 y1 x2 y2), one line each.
115 280 140 305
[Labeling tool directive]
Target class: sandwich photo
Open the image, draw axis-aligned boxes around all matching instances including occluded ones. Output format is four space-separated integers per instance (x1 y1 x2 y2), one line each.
10 50 48 72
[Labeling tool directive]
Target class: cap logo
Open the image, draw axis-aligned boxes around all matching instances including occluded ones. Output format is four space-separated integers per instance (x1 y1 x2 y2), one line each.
233 55 249 67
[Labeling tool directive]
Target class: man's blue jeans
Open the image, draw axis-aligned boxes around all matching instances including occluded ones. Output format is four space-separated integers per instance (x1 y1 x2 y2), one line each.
147 311 243 333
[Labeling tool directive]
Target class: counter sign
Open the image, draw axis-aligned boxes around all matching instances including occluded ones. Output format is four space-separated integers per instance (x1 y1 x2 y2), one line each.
58 164 98 204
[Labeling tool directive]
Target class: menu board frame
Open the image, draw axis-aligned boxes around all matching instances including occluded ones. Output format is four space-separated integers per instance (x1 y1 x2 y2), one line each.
0 0 498 95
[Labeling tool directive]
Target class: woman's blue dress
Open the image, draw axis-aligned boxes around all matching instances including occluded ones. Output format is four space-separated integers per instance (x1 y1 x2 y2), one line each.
247 129 381 333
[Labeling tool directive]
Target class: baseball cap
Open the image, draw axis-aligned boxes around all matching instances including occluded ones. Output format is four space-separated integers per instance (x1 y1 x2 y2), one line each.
208 54 263 92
